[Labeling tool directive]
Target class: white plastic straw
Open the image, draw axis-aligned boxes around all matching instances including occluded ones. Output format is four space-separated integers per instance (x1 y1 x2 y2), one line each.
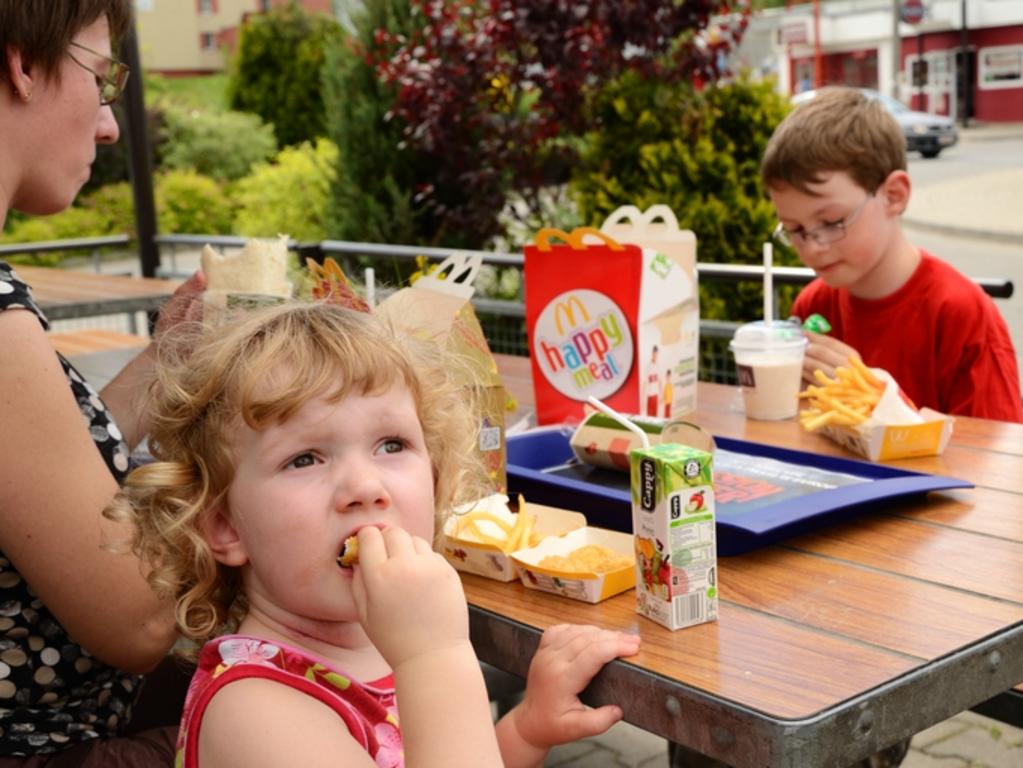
587 396 650 450
763 241 773 325
365 267 376 309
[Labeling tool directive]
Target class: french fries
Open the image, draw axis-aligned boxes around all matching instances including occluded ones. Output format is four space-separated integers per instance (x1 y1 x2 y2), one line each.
452 494 539 553
798 356 885 432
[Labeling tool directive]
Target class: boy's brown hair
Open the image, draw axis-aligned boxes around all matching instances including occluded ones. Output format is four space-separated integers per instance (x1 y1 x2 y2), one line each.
761 86 907 195
0 0 132 80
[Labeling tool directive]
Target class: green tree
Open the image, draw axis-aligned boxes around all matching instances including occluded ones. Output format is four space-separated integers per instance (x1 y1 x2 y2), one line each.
227 2 342 147
158 104 277 182
570 73 795 378
322 0 428 247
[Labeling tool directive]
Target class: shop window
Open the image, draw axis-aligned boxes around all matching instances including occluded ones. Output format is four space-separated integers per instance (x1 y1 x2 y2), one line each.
979 45 1022 90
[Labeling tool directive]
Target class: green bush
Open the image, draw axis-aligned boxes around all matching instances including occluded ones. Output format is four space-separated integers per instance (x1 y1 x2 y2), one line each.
227 2 342 148
155 170 233 235
80 182 136 237
233 139 339 242
0 208 112 266
570 72 797 325
158 104 276 182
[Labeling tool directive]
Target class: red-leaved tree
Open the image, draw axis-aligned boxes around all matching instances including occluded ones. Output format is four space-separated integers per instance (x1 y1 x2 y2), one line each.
367 0 750 247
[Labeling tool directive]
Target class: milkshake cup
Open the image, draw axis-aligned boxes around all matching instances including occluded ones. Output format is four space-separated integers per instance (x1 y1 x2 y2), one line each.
729 320 807 420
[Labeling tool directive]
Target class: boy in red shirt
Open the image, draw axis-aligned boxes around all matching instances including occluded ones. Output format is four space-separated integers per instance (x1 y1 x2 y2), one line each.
761 87 1022 422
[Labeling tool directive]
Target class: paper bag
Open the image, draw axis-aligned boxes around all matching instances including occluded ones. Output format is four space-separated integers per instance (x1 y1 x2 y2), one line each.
524 220 697 426
376 253 507 491
601 205 699 417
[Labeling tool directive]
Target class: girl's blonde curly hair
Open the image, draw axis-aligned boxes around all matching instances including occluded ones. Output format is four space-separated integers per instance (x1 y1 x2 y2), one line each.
107 301 489 650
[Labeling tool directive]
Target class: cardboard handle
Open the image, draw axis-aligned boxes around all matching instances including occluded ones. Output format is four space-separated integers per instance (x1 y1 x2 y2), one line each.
601 204 680 231
534 226 625 252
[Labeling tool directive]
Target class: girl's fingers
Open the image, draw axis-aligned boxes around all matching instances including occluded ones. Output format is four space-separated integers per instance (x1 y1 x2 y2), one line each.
380 525 416 559
355 526 386 566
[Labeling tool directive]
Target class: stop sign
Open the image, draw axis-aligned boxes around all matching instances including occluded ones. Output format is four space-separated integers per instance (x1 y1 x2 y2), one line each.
901 0 925 24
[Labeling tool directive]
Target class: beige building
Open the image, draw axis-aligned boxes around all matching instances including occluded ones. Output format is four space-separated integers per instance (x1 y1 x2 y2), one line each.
135 0 338 76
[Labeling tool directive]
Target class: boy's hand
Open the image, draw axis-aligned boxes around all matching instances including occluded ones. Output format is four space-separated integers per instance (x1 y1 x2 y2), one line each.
803 331 862 385
507 624 641 752
351 526 471 669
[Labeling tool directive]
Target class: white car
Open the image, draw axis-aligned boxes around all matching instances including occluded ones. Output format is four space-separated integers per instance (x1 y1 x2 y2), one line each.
793 87 958 159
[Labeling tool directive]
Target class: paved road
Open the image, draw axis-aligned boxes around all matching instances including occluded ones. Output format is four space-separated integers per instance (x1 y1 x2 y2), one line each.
903 128 1023 378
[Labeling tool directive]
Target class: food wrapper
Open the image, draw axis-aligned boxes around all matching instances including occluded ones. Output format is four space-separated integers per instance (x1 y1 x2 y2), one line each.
376 253 507 491
511 527 635 603
441 494 586 581
201 235 293 311
570 410 716 471
812 369 953 462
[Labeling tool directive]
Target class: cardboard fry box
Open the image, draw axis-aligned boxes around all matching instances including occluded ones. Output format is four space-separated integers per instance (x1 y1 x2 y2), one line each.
442 499 587 582
511 527 636 603
376 253 508 491
819 409 954 462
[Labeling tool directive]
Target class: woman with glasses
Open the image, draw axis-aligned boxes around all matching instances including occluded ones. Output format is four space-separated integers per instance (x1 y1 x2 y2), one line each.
0 2 205 765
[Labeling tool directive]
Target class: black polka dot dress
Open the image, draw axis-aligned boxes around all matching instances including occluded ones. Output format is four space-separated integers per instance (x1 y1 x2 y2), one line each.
0 261 140 756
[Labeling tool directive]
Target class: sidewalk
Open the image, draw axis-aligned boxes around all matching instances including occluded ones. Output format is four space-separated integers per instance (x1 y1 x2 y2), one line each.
904 121 1023 244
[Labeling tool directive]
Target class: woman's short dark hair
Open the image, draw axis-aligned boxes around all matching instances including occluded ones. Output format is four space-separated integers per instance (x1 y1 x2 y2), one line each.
0 0 132 81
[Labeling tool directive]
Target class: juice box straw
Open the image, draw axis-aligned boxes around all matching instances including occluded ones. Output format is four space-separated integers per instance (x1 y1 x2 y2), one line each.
586 396 650 450
763 241 773 326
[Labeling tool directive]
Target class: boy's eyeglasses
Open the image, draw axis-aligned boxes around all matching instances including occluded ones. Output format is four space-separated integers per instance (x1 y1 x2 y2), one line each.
67 42 130 106
773 194 874 248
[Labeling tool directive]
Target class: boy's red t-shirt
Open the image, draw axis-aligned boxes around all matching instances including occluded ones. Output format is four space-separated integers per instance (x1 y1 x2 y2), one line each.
791 251 1023 422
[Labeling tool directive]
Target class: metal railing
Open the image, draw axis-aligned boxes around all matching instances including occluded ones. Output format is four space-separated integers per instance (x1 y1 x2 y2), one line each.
4 234 1016 382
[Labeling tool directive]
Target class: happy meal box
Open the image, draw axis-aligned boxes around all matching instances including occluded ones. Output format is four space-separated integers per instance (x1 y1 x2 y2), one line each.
376 253 508 491
524 208 698 426
630 443 718 631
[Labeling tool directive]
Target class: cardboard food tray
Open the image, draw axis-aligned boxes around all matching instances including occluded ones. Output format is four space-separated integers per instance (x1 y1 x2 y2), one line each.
507 428 972 556
511 527 635 603
441 502 586 582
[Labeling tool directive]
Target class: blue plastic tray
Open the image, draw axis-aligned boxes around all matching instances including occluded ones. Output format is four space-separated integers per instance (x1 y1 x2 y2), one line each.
506 428 973 556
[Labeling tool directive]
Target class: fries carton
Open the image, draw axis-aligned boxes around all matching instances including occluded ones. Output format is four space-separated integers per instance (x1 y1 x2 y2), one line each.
801 362 954 462
630 443 718 630
511 527 635 603
819 410 953 462
442 495 587 582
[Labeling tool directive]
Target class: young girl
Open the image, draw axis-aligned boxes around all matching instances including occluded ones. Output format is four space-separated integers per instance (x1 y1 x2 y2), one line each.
109 301 640 768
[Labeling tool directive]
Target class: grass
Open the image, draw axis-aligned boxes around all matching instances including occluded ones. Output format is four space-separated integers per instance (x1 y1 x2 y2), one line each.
144 72 229 111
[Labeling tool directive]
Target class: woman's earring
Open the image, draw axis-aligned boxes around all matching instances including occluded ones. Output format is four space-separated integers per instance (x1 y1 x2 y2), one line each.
19 89 31 103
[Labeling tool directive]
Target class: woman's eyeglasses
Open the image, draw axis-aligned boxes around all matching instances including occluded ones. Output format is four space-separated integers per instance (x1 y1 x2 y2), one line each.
67 42 130 106
773 194 874 248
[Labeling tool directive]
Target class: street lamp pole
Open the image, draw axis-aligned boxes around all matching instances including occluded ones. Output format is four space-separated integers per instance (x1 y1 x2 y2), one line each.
960 0 971 127
813 0 823 87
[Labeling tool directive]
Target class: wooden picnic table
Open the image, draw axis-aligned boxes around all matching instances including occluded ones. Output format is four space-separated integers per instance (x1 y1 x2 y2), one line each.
17 264 180 321
469 354 1023 767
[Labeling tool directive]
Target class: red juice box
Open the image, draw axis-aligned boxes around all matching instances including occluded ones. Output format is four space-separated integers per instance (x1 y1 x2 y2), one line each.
630 443 718 630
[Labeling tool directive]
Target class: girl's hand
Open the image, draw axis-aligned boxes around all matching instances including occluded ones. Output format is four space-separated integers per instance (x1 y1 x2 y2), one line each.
509 624 641 750
803 331 861 385
351 526 471 670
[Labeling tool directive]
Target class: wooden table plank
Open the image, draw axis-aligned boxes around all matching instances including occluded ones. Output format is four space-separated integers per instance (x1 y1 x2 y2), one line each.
463 575 917 719
16 264 179 320
789 516 1023 602
721 547 1023 659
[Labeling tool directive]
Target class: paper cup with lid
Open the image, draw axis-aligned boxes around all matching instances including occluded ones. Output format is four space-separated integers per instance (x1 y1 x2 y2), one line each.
729 320 807 420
